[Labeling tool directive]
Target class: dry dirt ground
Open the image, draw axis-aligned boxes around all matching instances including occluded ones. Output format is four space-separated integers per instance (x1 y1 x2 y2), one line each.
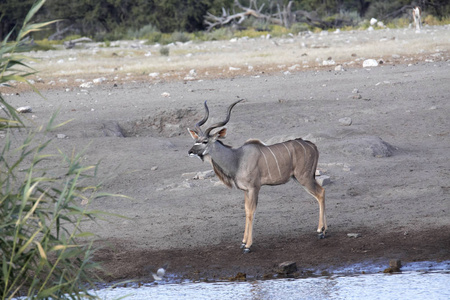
3 25 450 283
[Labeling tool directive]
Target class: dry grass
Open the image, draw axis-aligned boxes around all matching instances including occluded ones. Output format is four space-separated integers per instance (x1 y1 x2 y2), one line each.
5 25 450 93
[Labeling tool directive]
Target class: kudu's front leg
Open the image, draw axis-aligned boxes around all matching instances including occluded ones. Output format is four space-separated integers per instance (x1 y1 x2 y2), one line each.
241 188 259 253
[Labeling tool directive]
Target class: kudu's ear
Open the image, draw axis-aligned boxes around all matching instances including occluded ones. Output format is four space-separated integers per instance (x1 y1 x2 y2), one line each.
188 128 199 140
217 128 227 139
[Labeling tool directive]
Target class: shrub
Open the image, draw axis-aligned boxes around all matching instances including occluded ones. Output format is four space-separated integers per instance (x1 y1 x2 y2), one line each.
171 31 191 43
160 46 170 56
0 122 108 299
1 1 122 298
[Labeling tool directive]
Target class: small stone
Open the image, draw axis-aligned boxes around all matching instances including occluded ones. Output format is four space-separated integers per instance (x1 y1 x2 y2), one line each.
339 117 352 126
316 175 331 186
384 260 402 273
276 261 298 275
352 88 359 94
347 233 361 238
349 94 362 99
196 170 215 180
56 134 67 139
93 77 106 84
363 59 378 68
389 259 402 269
230 272 246 281
16 106 32 113
80 82 93 88
335 65 343 71
181 172 197 179
161 92 170 97
151 166 158 171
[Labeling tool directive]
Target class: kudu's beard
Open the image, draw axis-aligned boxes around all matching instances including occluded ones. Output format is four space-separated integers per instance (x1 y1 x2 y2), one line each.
189 152 205 161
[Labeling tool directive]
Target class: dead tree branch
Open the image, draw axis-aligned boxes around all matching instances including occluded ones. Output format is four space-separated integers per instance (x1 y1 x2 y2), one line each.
204 0 353 31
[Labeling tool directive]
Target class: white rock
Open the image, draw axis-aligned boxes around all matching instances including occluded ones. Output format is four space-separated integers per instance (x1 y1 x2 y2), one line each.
93 77 106 84
80 82 93 88
229 67 241 71
370 18 377 26
149 72 159 78
196 170 215 180
316 175 331 186
339 117 352 126
363 59 378 68
161 92 170 97
16 106 32 113
335 65 343 71
347 233 362 238
56 134 67 139
322 59 336 66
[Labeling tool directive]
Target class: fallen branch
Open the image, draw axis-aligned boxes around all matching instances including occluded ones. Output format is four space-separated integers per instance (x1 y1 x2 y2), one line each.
63 37 92 49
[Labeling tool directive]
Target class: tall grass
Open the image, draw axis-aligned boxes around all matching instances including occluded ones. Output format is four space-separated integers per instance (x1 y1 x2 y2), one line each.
1 1 122 298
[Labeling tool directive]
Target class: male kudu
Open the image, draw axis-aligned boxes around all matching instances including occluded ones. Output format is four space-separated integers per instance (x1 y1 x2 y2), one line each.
188 100 327 253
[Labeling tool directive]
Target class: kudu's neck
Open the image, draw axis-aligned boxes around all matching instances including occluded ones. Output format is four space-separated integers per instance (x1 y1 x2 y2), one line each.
209 141 240 177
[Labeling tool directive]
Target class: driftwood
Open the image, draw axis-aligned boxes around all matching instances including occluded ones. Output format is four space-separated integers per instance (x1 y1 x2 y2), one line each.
204 0 353 31
63 37 93 49
49 22 76 40
383 5 415 20
204 0 281 31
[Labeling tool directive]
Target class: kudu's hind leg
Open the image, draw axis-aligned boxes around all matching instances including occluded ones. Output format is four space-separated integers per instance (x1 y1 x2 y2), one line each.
296 175 327 239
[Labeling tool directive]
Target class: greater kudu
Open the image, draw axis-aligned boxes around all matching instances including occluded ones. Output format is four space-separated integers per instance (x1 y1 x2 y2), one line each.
188 100 327 253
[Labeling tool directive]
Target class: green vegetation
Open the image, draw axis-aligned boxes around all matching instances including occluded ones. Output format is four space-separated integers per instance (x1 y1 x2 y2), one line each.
1 1 123 298
1 1 449 43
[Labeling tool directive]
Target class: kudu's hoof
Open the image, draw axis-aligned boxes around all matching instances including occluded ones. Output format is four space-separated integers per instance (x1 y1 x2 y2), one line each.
240 243 246 249
318 232 326 239
243 248 251 254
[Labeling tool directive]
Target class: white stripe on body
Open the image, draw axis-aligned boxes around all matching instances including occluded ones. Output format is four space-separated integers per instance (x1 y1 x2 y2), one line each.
294 139 307 158
282 142 291 158
267 146 282 178
258 146 273 180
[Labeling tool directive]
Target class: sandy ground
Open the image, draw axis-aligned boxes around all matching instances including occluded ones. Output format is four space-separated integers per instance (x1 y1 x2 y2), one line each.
2 25 450 283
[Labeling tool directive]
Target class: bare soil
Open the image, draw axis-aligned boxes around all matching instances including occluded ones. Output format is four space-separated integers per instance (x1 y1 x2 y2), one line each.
3 25 450 283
